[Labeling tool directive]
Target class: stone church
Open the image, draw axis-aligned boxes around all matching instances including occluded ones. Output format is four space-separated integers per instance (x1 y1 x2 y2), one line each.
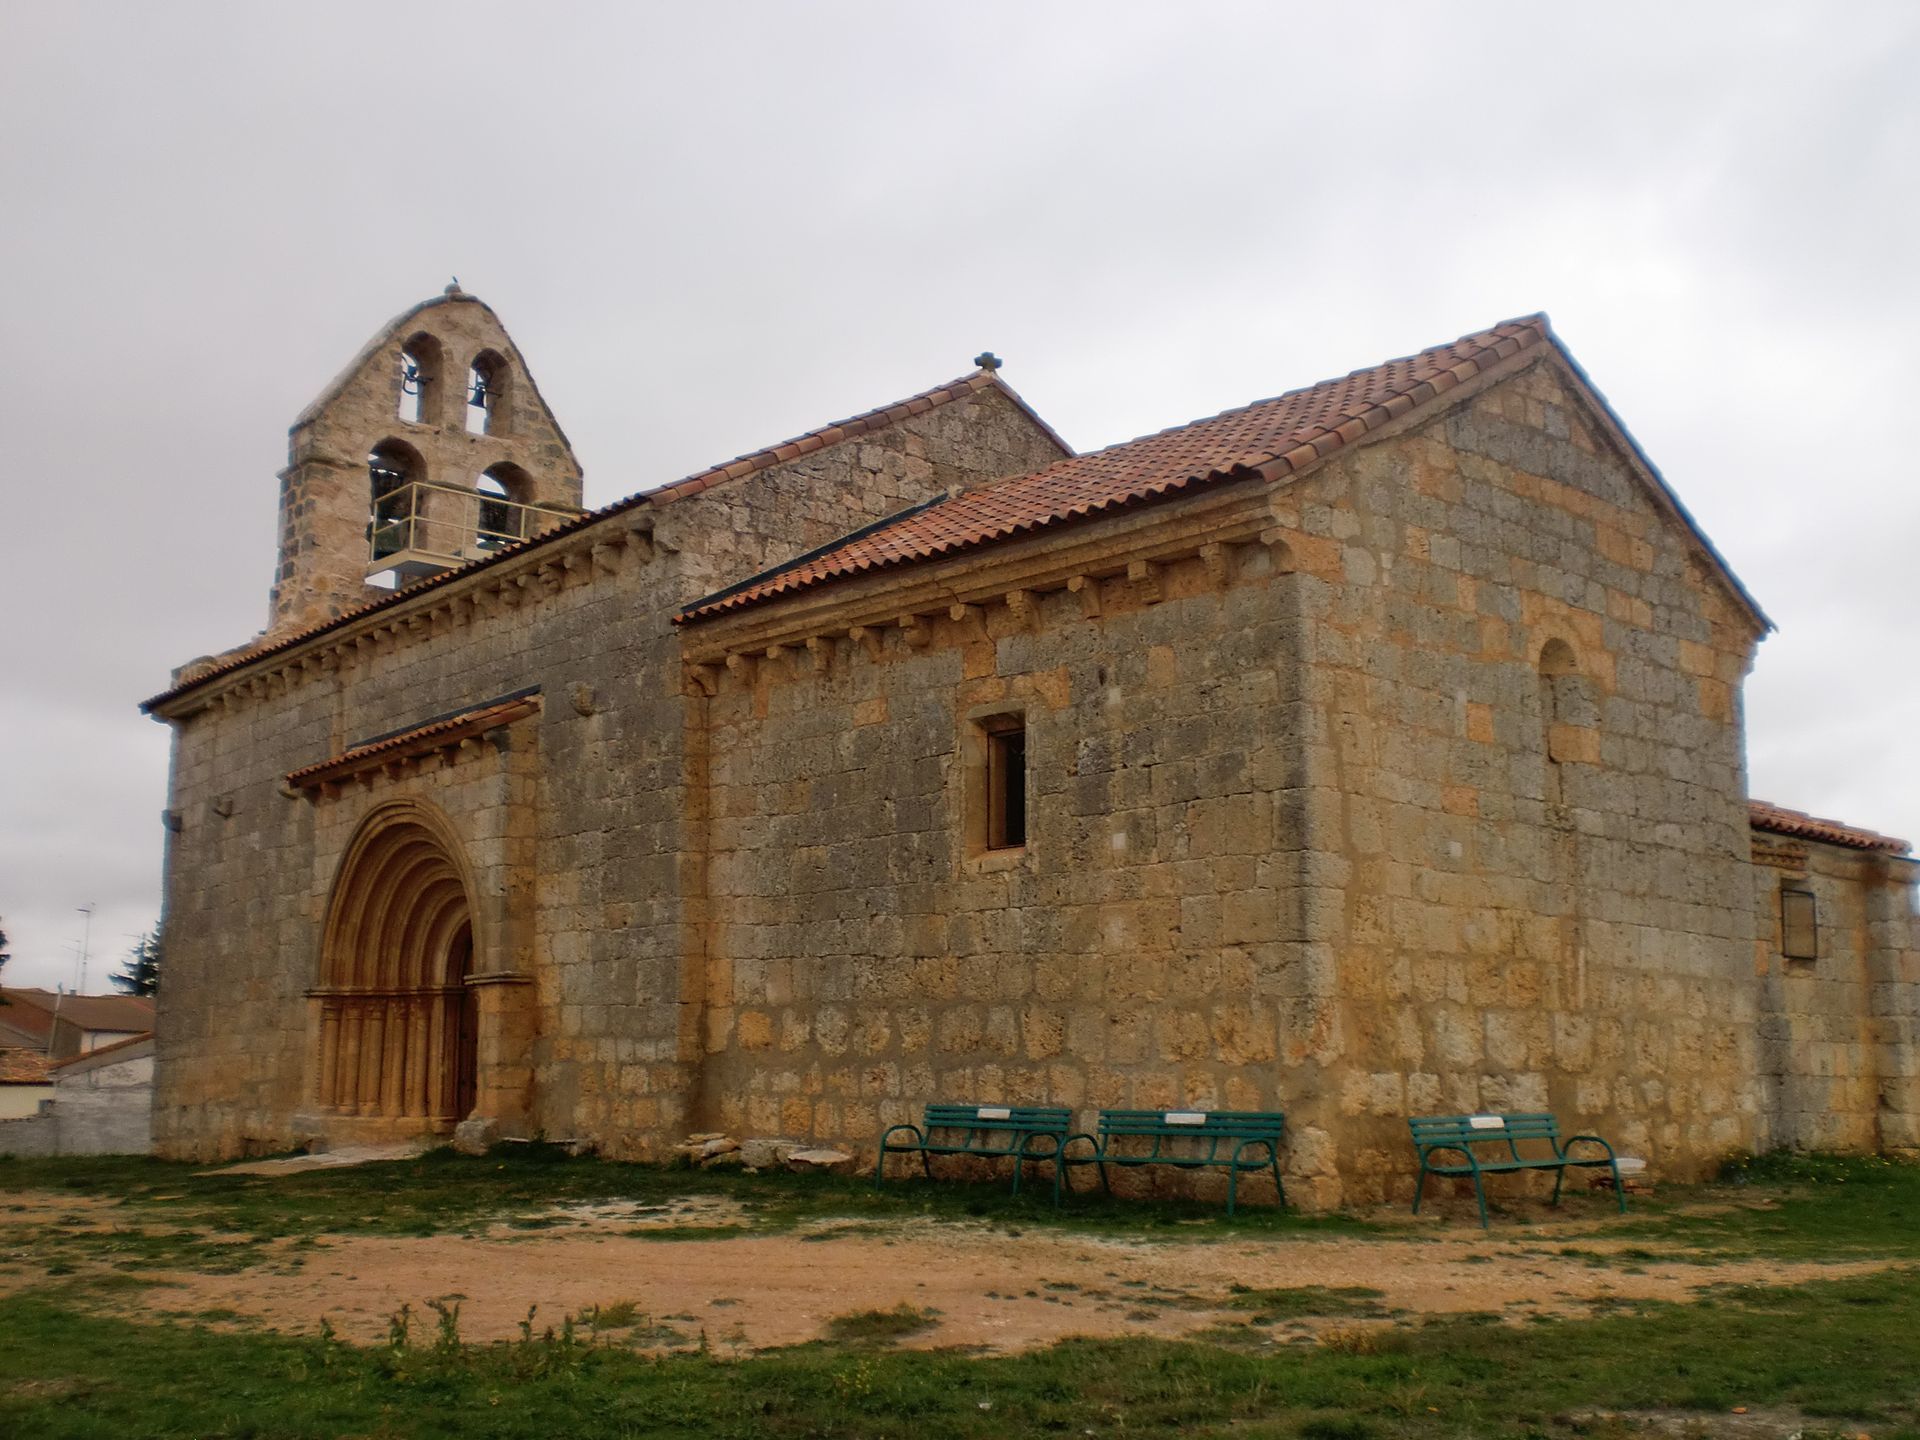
143 286 1919 1206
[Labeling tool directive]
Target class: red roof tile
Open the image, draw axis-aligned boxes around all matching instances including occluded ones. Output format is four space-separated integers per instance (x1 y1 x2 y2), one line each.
144 369 1062 711
50 1032 154 1073
677 318 1550 622
286 693 541 789
0 1048 52 1085
1748 801 1911 855
1 990 155 1034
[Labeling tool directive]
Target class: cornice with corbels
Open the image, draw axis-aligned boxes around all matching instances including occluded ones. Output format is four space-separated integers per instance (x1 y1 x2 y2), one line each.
677 481 1305 699
156 517 659 722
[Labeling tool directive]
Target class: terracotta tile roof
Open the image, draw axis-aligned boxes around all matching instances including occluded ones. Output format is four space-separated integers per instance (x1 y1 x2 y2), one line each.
0 989 155 1034
144 369 1060 712
50 1032 154 1074
286 692 541 789
677 318 1551 622
0 1048 52 1085
1748 801 1911 855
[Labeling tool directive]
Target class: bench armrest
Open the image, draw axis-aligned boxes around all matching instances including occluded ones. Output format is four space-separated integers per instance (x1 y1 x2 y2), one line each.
1060 1132 1100 1162
1416 1142 1480 1169
1560 1134 1616 1160
1230 1136 1279 1166
1015 1129 1065 1160
878 1123 925 1150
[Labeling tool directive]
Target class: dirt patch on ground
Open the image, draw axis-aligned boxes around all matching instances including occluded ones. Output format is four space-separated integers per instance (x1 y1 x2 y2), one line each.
70 1203 1888 1355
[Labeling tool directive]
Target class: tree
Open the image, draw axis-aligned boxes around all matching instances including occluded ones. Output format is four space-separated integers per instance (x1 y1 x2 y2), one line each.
113 928 161 998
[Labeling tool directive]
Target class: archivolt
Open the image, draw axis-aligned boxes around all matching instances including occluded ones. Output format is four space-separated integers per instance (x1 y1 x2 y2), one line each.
316 801 478 1123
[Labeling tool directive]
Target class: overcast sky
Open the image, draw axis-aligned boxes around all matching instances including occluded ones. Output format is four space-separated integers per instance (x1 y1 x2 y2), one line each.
1 3 1916 991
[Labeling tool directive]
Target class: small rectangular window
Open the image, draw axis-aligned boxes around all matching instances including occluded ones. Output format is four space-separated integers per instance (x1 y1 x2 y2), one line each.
983 716 1027 851
1781 885 1818 961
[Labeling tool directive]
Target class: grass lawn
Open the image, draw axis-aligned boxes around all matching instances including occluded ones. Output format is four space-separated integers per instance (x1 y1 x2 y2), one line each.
1 1148 1916 1439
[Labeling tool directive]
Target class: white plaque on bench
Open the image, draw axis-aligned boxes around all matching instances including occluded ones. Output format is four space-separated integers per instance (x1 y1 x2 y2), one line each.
976 1107 1011 1120
1164 1111 1208 1125
1468 1115 1504 1130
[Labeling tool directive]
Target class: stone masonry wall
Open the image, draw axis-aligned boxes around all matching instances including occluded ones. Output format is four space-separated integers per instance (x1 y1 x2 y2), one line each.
692 354 1774 1207
153 384 1063 1160
696 541 1309 1202
1286 358 1766 1200
1750 834 1920 1152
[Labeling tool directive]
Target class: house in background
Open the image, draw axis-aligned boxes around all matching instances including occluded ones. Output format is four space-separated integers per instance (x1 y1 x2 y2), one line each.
0 990 156 1062
0 1048 55 1121
0 1023 155 1157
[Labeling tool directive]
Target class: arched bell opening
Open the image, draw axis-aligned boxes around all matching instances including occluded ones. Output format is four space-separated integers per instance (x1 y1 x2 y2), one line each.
316 803 481 1130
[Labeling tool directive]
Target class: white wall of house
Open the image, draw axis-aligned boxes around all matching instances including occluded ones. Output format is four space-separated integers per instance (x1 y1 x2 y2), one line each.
0 1085 54 1120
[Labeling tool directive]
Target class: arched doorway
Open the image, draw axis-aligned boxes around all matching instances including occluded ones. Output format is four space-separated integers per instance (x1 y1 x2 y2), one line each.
317 803 478 1128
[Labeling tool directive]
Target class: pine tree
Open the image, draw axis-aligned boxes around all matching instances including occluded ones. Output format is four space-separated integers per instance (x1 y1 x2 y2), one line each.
113 928 162 998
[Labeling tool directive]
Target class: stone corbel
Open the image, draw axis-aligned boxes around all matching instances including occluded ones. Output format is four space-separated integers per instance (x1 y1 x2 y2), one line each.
1068 574 1102 619
626 522 657 563
1258 526 1297 571
763 643 796 679
1199 542 1232 590
850 625 884 661
1005 589 1038 630
686 663 720 698
899 615 931 649
590 540 623 575
1128 559 1163 605
949 602 986 641
806 635 835 675
725 651 757 683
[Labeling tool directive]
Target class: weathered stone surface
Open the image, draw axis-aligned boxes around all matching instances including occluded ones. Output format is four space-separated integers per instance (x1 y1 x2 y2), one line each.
146 305 1920 1206
787 1147 854 1171
451 1116 499 1156
740 1136 802 1170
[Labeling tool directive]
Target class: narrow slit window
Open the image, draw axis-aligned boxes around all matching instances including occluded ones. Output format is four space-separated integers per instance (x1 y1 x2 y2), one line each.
1780 885 1818 961
984 717 1027 851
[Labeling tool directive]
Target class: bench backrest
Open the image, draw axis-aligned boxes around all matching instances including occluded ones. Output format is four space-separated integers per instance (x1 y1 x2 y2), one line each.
922 1103 1071 1136
1095 1108 1284 1161
1409 1112 1562 1156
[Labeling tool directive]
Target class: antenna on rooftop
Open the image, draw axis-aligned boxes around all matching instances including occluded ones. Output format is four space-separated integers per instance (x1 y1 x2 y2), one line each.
76 903 94 994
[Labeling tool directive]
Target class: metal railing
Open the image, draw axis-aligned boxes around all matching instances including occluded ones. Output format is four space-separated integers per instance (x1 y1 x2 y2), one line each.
369 479 576 573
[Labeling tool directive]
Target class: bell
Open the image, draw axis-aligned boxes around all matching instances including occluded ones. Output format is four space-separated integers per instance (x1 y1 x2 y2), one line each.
469 377 490 408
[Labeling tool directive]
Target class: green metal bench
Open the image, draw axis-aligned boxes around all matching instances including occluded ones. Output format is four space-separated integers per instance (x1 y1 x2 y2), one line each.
875 1103 1074 1204
1409 1112 1625 1228
1066 1109 1287 1216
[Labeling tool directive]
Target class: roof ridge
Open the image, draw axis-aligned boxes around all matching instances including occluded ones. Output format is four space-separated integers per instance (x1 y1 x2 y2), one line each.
641 369 1002 504
1002 315 1550 482
677 316 1552 622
